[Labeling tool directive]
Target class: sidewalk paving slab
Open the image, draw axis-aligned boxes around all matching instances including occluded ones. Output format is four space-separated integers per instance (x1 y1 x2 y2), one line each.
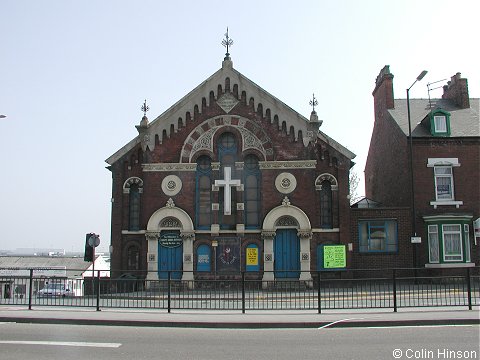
0 306 478 329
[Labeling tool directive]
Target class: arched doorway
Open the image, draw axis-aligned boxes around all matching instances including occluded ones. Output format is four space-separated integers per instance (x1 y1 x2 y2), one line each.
262 202 313 283
158 230 183 280
145 201 195 282
274 229 300 278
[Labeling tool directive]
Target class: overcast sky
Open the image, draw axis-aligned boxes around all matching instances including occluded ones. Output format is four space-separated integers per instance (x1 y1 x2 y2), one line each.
1 0 479 252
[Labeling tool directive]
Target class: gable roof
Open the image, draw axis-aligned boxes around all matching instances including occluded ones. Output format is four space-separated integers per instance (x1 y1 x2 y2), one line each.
388 98 479 137
106 60 355 165
0 256 96 278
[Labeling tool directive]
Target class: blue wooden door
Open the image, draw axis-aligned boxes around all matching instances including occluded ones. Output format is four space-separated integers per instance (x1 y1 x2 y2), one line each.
274 229 300 278
158 231 183 280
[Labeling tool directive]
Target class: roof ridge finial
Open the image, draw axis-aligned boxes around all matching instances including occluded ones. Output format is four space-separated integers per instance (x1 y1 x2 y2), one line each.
309 93 318 114
222 27 233 61
139 99 149 127
141 99 149 117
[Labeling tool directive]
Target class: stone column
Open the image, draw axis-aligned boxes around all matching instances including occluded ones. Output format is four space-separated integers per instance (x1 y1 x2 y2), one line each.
145 232 160 283
297 230 313 285
261 230 276 287
181 231 195 283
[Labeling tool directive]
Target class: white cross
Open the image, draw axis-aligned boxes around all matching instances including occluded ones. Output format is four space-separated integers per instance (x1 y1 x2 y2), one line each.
215 167 241 215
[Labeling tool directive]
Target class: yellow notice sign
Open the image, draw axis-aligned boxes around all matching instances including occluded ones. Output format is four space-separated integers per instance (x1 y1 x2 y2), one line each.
246 247 258 266
323 245 346 269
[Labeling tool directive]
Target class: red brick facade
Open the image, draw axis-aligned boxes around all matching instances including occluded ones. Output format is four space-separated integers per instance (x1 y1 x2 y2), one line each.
106 59 355 281
365 66 479 269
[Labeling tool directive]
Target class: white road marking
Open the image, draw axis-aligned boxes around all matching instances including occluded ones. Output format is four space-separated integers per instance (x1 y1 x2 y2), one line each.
363 324 479 330
318 318 363 329
321 324 479 330
0 340 121 348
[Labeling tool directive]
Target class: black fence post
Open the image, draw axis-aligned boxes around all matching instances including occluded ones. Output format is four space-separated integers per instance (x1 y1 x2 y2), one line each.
28 269 33 310
466 267 472 311
241 271 246 314
167 271 171 313
96 270 101 311
317 271 321 314
392 269 397 312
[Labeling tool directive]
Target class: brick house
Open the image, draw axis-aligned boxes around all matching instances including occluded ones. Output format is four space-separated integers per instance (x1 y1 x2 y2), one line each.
106 54 355 283
365 66 479 268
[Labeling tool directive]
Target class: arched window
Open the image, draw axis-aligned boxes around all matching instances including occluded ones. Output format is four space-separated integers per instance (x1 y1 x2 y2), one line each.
244 155 261 228
320 180 333 228
127 245 140 271
129 184 141 231
218 132 238 230
196 244 211 272
196 156 212 229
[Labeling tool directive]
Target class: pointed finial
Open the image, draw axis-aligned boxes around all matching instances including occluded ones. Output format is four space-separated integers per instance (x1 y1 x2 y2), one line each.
141 99 150 116
222 27 234 60
309 93 318 113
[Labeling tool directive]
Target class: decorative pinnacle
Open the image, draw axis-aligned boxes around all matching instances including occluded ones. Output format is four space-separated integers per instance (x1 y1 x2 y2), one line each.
141 99 149 116
221 27 233 60
309 93 318 113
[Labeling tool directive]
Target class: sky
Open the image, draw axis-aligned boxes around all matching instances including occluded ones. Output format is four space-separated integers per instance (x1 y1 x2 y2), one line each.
1 0 479 253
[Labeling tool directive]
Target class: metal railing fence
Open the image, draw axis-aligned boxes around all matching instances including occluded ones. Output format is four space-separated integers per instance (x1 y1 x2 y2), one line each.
0 267 478 313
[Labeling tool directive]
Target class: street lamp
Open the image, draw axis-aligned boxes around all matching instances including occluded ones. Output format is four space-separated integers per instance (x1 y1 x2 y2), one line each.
407 70 427 269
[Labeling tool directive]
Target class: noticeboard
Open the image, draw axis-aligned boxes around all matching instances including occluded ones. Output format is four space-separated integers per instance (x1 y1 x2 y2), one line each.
323 245 346 269
246 247 258 266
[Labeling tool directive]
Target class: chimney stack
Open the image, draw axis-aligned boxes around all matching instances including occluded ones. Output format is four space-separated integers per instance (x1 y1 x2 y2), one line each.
442 72 470 109
372 65 395 110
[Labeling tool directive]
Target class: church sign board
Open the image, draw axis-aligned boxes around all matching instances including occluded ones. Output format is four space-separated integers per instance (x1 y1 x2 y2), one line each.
160 232 182 248
323 245 346 269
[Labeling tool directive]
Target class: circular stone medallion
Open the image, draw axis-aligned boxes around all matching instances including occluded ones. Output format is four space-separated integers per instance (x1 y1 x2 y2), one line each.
275 172 297 194
161 175 182 196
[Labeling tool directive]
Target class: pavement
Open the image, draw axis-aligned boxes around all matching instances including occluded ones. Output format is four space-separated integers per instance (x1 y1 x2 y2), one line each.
0 306 479 328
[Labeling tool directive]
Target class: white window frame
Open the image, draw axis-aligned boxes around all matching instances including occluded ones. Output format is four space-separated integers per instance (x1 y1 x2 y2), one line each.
434 115 447 133
427 158 463 209
428 225 440 263
464 224 471 263
434 165 454 201
442 224 463 262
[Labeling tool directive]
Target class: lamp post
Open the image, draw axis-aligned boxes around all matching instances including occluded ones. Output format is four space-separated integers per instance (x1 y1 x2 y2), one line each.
407 70 427 269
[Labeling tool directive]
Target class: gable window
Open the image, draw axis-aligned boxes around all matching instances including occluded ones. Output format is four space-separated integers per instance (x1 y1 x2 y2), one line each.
434 166 454 201
434 115 447 133
359 220 397 253
196 156 212 229
429 109 451 136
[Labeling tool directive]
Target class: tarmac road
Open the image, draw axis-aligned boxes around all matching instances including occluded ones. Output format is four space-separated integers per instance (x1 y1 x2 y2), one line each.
0 322 478 360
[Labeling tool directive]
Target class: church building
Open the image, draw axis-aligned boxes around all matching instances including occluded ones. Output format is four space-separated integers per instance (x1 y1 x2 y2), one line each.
106 37 356 285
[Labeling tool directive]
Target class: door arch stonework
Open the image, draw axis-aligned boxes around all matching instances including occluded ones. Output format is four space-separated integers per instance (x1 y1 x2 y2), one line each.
145 201 195 282
262 202 313 284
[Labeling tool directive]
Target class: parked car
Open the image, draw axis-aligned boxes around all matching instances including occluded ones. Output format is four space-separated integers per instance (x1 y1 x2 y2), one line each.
37 283 73 297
